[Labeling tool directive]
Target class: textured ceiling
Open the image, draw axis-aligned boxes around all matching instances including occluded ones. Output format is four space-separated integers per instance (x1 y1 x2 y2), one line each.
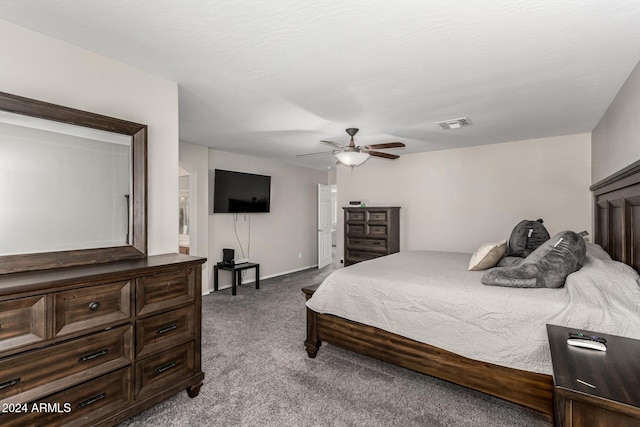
2 1 640 170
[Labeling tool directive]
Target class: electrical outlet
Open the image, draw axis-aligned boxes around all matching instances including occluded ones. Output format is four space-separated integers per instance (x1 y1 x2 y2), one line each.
298 252 302 259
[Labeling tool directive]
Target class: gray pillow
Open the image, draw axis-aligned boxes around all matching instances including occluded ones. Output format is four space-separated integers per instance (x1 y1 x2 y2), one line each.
482 230 586 288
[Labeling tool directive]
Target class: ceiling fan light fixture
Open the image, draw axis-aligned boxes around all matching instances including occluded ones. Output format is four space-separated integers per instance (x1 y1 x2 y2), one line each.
335 151 370 167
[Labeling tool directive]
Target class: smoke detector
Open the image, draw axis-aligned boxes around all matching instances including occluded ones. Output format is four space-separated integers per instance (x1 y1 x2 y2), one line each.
435 117 473 130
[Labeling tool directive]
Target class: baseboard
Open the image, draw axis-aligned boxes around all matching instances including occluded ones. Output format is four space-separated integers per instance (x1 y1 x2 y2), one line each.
261 264 318 280
207 264 319 293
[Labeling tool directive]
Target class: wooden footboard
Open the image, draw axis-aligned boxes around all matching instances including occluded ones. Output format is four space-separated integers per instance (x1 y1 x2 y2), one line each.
302 285 554 421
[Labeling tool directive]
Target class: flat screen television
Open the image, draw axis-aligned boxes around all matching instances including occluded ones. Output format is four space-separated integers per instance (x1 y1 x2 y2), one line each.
212 169 271 213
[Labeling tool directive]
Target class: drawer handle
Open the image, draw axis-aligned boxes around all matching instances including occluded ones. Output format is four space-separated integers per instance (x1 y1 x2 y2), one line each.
78 392 106 408
79 348 108 363
88 301 100 311
157 323 178 335
0 377 20 391
155 361 177 374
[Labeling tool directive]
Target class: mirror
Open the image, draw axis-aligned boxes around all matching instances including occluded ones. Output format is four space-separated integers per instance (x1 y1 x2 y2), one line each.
0 91 147 274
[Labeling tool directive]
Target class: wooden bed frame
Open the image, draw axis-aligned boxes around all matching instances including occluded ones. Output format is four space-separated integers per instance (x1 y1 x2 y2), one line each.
303 160 640 422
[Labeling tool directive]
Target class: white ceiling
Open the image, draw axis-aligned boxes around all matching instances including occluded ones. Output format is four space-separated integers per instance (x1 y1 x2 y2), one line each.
2 1 640 171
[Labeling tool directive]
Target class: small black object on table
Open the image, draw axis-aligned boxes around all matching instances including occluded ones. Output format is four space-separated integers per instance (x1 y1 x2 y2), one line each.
213 262 260 296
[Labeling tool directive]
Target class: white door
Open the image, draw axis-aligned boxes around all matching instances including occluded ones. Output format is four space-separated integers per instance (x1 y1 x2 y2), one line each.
318 183 332 269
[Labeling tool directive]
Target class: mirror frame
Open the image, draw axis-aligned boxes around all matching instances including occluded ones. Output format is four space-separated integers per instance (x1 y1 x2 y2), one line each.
0 91 147 274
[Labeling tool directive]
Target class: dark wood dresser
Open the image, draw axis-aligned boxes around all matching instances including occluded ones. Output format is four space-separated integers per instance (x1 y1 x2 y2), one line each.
0 253 205 426
343 206 400 266
547 324 640 427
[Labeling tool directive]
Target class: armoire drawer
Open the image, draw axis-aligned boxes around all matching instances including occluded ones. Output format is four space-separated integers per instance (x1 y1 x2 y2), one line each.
136 268 195 316
54 280 132 337
345 211 365 222
346 224 365 235
367 225 387 236
0 296 46 355
346 250 379 263
368 211 388 222
346 238 387 252
136 305 195 358
0 325 133 404
135 341 195 398
0 367 132 427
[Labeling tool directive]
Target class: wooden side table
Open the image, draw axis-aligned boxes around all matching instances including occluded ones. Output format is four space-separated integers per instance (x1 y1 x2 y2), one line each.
547 324 640 426
213 262 260 296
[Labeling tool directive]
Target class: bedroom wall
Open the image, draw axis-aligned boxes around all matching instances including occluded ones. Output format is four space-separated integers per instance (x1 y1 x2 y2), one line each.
207 150 328 292
336 133 591 259
0 18 180 255
592 59 640 183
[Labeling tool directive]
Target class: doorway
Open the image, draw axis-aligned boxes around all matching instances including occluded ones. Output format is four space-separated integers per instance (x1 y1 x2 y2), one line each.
318 184 337 269
179 166 190 254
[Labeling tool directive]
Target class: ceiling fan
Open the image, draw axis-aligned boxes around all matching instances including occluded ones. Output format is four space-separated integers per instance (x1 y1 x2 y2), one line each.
297 128 406 167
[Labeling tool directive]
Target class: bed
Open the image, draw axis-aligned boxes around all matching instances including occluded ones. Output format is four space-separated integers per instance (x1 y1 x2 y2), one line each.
302 160 640 421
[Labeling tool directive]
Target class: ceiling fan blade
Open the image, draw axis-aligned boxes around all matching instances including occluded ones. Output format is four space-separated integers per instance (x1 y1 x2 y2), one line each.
368 150 400 160
364 142 406 150
320 140 345 149
296 151 335 158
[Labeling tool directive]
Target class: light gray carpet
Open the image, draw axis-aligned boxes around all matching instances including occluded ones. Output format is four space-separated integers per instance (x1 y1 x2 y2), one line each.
118 263 551 427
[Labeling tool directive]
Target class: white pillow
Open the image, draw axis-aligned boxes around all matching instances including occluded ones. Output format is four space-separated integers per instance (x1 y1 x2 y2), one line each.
468 240 507 271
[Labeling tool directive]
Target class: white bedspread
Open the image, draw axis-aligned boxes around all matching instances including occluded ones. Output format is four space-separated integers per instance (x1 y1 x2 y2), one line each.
306 250 640 374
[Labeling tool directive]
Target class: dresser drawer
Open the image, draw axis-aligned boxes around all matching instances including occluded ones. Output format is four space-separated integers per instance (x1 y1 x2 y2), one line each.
0 325 132 404
346 250 380 264
136 305 195 358
345 211 365 222
346 237 388 253
367 224 387 236
0 367 132 427
54 280 132 337
135 342 195 398
0 296 46 355
368 211 388 222
346 224 365 235
136 269 195 317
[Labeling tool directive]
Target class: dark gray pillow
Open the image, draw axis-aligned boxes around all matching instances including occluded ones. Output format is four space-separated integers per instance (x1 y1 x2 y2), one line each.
505 219 550 258
482 230 586 288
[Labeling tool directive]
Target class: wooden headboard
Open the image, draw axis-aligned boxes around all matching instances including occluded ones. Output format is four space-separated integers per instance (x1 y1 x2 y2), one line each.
590 159 640 272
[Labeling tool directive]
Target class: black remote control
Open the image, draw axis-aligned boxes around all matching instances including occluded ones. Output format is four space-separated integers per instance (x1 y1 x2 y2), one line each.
568 332 606 343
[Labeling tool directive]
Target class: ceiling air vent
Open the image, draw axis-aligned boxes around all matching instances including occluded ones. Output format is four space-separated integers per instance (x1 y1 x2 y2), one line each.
435 117 473 130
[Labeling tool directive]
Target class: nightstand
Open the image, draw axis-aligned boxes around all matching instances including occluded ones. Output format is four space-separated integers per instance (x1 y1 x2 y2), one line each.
213 262 260 296
546 324 640 426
